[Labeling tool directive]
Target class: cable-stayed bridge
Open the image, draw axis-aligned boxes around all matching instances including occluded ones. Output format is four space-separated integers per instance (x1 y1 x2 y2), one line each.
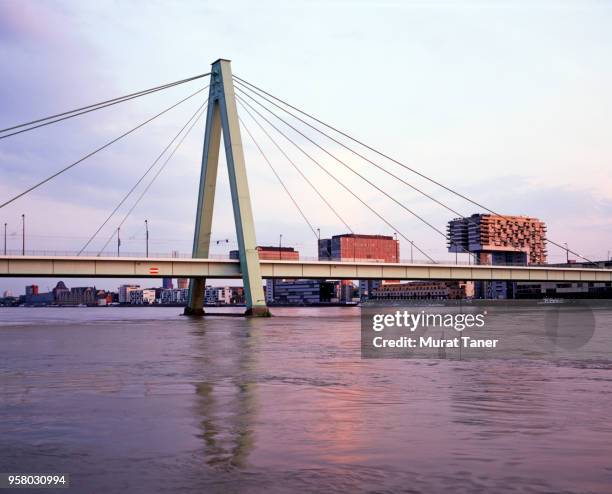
2 255 610 283
1 58 610 315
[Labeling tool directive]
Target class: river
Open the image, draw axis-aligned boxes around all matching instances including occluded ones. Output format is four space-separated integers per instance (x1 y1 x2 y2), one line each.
1 307 611 493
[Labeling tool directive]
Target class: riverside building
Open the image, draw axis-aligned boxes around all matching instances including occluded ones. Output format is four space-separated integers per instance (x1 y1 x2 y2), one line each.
318 233 400 302
448 214 547 298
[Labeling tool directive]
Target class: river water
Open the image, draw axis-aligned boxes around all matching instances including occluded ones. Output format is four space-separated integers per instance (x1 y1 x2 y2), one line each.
1 306 611 493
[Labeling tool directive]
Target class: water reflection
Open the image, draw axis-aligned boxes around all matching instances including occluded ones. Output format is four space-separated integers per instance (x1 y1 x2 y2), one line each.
190 318 258 469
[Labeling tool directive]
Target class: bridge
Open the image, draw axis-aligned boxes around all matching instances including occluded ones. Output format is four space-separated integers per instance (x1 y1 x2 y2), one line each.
2 255 611 283
1 58 609 315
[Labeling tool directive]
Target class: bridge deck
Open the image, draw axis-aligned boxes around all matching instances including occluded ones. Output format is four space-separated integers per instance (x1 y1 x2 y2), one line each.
1 255 611 282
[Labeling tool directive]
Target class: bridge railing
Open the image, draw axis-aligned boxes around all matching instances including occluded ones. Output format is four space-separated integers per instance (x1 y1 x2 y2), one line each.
2 249 599 268
1 249 195 259
0 249 612 269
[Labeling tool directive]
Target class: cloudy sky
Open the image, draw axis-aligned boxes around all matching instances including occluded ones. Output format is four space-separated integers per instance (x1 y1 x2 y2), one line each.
1 0 611 294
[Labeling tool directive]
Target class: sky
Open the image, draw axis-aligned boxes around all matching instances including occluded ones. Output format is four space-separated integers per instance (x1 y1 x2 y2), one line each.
1 0 611 295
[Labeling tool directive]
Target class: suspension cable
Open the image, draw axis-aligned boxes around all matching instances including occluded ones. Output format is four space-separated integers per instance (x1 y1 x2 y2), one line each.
234 82 523 260
0 85 208 211
233 75 594 265
78 97 209 255
237 100 353 234
235 92 461 256
1 73 210 139
96 103 208 256
234 80 469 220
239 116 318 238
234 94 433 262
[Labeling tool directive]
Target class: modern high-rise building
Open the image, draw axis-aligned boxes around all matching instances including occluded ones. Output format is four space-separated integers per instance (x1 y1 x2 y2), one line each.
162 278 174 289
176 278 189 290
447 214 547 265
448 214 547 298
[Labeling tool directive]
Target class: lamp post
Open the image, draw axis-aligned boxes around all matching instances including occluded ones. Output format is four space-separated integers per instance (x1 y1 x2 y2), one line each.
145 219 149 258
21 214 25 256
279 234 283 260
564 242 569 263
117 227 121 257
3 222 6 255
393 232 398 262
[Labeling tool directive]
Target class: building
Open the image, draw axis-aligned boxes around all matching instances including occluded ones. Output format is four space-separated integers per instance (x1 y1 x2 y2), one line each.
319 233 399 302
119 284 140 304
336 280 356 302
359 280 382 301
266 279 336 305
0 293 18 307
448 214 547 264
25 285 39 297
204 285 233 305
129 289 156 305
516 260 612 298
230 245 300 260
318 234 399 262
24 284 54 305
516 281 612 298
24 284 53 305
176 278 189 290
52 281 69 301
96 290 113 306
448 214 547 298
162 278 174 289
359 280 403 301
160 288 189 305
229 286 245 304
55 286 97 305
372 281 474 300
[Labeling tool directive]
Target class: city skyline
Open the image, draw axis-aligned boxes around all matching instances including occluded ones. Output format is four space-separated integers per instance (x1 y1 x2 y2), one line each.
2 1 612 294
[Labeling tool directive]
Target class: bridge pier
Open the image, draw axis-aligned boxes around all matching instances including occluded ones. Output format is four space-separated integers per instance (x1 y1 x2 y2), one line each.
185 58 269 317
184 278 206 316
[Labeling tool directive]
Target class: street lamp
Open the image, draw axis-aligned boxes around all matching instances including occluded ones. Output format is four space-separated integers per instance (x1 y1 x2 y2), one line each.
279 234 283 260
393 232 398 262
564 242 569 263
21 214 25 256
145 219 149 258
3 222 6 255
117 227 121 257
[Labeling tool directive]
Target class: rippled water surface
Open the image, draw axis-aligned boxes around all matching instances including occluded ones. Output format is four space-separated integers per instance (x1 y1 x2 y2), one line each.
1 307 611 493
